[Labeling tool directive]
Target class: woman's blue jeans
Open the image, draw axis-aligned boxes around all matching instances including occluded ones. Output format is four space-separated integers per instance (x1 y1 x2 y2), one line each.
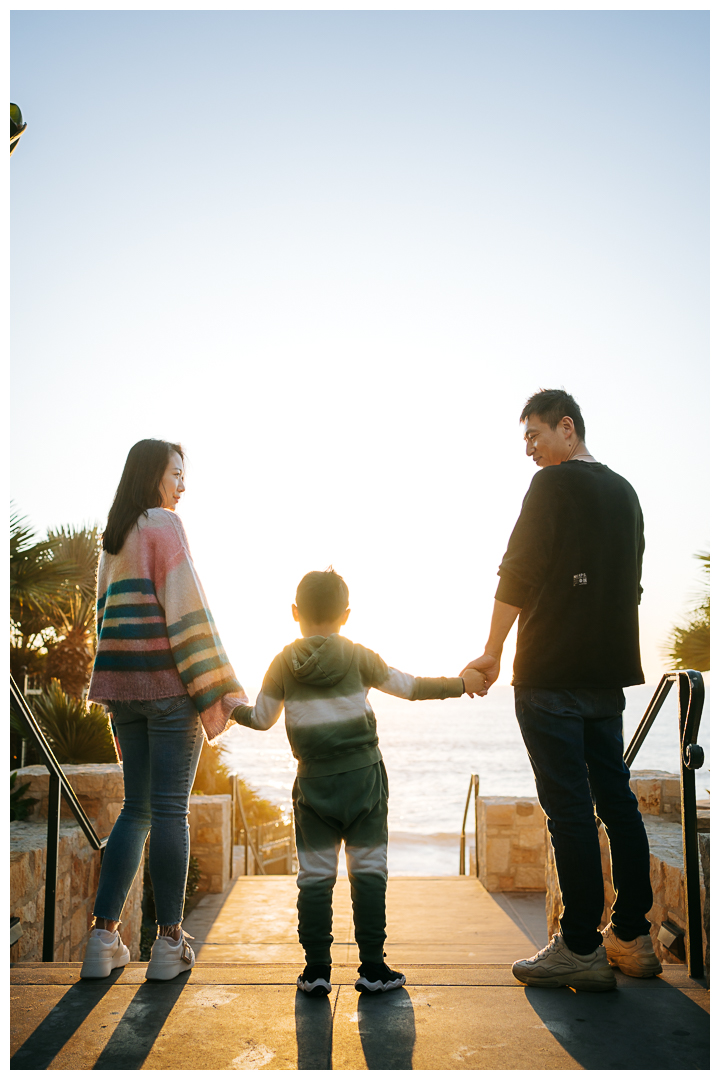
93 694 203 927
515 687 653 955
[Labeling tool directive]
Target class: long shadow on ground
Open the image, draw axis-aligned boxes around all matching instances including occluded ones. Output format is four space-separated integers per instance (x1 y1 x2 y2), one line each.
92 972 191 1069
295 991 333 1069
11 969 123 1070
525 979 710 1070
357 988 416 1070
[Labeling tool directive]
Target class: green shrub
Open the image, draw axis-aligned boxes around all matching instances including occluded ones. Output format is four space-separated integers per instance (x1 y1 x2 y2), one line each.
10 771 38 821
31 680 118 765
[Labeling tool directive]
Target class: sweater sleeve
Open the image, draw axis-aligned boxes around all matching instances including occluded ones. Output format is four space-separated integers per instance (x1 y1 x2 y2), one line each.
155 513 247 741
495 470 560 607
232 660 284 731
373 665 464 701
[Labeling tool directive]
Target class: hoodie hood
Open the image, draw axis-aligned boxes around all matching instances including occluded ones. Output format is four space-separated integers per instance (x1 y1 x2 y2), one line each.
283 634 356 688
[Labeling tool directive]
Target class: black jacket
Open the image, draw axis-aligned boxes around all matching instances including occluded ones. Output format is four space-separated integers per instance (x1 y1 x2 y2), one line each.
496 460 645 688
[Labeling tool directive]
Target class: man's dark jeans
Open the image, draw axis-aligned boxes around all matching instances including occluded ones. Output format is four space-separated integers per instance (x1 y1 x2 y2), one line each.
515 687 652 955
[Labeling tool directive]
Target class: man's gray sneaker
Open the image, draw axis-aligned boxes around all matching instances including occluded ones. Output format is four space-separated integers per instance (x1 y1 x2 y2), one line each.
601 924 662 977
512 932 617 992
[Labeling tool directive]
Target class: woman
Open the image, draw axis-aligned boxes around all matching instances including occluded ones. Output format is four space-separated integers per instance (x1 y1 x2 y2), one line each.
80 439 246 980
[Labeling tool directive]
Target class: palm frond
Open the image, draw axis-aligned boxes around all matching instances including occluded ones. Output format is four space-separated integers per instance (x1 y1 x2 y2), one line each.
10 507 81 619
663 550 710 672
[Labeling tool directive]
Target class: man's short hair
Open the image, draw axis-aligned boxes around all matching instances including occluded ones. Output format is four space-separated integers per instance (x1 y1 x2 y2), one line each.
520 389 586 442
296 568 349 623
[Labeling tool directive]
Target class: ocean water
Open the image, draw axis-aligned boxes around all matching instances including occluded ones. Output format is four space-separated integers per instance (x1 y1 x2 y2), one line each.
224 682 710 875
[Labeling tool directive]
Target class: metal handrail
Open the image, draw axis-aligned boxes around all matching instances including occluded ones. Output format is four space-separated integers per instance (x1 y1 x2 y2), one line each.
10 675 108 962
459 773 479 875
623 669 705 979
232 774 267 876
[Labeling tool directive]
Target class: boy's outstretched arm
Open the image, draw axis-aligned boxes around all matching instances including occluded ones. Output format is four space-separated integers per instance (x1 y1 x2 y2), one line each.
372 661 485 701
232 664 284 731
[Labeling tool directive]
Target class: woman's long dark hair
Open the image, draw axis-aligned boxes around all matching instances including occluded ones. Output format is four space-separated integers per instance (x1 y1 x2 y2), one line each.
103 439 184 554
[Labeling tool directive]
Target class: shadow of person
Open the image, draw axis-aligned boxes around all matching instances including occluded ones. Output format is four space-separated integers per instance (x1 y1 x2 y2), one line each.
294 991 333 1070
357 988 416 1070
11 968 125 1070
92 971 192 1070
524 981 710 1070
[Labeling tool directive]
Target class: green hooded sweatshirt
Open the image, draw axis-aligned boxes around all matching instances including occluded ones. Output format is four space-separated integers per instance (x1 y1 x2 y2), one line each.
233 634 463 777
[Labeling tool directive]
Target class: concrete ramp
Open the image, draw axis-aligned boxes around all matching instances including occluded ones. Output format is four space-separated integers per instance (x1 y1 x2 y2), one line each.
183 875 546 965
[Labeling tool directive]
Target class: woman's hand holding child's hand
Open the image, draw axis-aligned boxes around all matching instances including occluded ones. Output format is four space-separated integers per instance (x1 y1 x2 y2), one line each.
462 668 488 698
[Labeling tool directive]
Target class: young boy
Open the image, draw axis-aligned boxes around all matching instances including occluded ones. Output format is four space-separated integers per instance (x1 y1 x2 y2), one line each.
232 569 486 997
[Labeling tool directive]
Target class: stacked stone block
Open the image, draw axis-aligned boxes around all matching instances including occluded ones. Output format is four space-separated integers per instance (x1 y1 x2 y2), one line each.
188 795 231 894
15 763 125 839
476 796 546 892
11 824 142 963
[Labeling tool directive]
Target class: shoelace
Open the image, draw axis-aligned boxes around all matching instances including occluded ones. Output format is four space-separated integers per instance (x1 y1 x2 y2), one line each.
533 934 562 961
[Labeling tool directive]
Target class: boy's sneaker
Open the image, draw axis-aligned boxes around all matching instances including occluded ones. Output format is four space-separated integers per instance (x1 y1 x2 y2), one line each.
80 928 130 979
512 933 616 992
601 924 662 977
145 932 195 981
297 964 332 996
355 961 406 993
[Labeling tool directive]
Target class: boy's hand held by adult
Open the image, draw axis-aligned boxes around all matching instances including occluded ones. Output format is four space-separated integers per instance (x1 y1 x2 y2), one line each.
461 668 488 698
460 653 501 690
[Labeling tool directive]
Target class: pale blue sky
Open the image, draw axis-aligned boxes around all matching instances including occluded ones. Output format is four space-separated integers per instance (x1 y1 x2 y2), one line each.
11 10 709 687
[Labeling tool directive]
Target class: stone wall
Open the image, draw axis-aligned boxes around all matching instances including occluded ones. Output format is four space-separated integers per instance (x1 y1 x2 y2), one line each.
10 768 234 964
188 795 231 894
10 821 142 963
476 796 546 891
629 770 682 821
545 783 709 971
13 764 125 840
11 764 142 963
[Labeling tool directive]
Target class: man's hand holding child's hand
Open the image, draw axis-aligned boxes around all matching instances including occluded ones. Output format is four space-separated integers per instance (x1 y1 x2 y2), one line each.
462 668 487 698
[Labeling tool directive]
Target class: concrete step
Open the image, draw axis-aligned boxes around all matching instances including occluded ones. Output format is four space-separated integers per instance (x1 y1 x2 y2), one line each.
10 962 709 1070
10 876 709 1069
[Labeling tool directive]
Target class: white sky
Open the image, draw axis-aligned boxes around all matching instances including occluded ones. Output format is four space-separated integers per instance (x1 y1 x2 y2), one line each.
10 9 709 690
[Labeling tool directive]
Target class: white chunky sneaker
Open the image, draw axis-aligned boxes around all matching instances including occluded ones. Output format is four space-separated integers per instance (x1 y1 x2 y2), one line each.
512 932 617 992
601 924 662 977
145 931 195 981
80 928 130 979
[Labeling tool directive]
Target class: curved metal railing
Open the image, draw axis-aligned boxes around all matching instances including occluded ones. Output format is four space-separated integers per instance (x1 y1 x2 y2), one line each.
459 774 479 875
624 669 706 979
10 675 108 961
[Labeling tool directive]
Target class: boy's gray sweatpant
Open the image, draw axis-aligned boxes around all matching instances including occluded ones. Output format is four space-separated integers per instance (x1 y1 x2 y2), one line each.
293 761 388 966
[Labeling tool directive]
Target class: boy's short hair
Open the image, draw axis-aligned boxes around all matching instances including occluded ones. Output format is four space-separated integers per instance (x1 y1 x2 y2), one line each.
296 568 349 623
520 388 586 442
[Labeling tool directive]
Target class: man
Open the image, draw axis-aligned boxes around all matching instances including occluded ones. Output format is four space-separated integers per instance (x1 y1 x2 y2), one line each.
464 388 661 992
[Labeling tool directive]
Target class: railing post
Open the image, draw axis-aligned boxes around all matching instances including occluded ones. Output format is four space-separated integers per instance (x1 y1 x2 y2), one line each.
678 673 704 979
474 775 480 879
460 774 479 876
42 772 61 962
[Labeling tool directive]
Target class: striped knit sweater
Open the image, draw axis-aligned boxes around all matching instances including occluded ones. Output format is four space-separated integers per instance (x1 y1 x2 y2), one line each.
88 508 246 741
233 633 464 777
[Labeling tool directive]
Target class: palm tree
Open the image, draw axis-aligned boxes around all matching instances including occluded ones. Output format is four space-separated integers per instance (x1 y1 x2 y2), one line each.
664 551 710 672
10 103 27 157
43 525 102 697
10 509 101 696
10 507 79 631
